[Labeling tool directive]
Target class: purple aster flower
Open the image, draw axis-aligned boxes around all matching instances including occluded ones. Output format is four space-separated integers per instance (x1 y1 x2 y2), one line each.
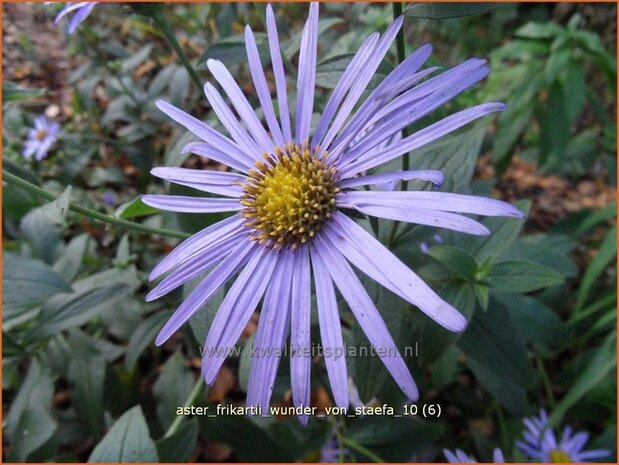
142 3 524 423
444 448 505 463
516 409 610 462
23 115 60 161
52 2 98 33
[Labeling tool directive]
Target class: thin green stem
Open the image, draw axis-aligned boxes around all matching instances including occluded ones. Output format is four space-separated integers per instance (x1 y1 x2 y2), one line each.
163 378 205 438
2 170 189 240
340 437 385 463
388 1 409 247
534 351 555 410
149 7 204 93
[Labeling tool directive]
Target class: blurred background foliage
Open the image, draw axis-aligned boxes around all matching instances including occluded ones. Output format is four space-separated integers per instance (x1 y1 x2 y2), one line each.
2 2 616 462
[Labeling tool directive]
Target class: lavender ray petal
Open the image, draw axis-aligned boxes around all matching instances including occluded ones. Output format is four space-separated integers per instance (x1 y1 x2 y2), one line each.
330 43 432 150
336 196 491 236
246 251 295 409
54 2 89 23
311 32 380 147
314 235 419 401
336 62 490 165
340 102 506 178
328 212 468 332
290 246 312 424
149 214 245 280
67 2 96 33
182 141 252 173
146 232 247 301
339 170 444 189
245 25 285 147
151 166 245 197
342 190 524 219
295 2 319 144
202 247 279 384
319 16 403 152
311 246 349 408
266 4 292 143
141 195 242 213
203 82 263 159
155 240 258 345
156 100 252 171
206 59 274 153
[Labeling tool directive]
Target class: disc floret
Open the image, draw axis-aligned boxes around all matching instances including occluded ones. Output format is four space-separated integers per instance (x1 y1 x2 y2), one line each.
241 142 339 248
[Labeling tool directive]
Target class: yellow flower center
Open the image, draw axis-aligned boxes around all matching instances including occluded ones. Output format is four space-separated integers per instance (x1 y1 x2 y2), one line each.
241 143 339 248
549 450 571 463
36 130 47 141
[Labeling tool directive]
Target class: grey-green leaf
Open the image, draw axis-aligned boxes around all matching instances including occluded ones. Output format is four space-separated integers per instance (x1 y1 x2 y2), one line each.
89 406 158 462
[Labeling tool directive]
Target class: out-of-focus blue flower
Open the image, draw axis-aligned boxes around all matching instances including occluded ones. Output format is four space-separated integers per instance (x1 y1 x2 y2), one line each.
444 447 505 463
516 409 610 462
143 2 524 423
53 2 98 33
420 233 444 254
320 435 349 462
101 190 117 206
23 115 60 161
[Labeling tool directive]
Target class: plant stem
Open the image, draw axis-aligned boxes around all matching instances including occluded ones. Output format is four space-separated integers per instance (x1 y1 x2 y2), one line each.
2 170 190 240
534 351 555 409
163 378 205 438
149 6 204 93
388 1 409 247
340 437 385 463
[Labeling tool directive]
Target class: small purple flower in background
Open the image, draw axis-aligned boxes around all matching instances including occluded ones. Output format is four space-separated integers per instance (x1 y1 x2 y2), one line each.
420 233 444 254
142 3 524 422
101 190 117 207
320 435 349 463
516 409 610 462
23 115 60 161
444 448 505 463
52 2 98 33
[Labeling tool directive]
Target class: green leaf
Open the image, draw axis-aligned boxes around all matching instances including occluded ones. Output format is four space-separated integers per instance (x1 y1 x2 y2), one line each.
315 53 393 90
550 332 616 425
7 408 57 462
198 35 269 67
2 81 46 103
20 207 62 264
40 185 72 226
199 415 294 462
575 225 617 310
515 22 564 40
464 201 530 263
496 294 569 347
3 253 72 319
428 245 478 279
68 331 106 438
52 234 90 282
5 359 55 440
347 415 445 462
153 350 195 429
156 418 198 463
126 311 171 370
116 199 155 222
488 260 564 293
88 406 159 462
283 18 343 59
458 299 532 415
403 3 506 19
30 283 132 339
120 44 153 74
473 283 489 311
